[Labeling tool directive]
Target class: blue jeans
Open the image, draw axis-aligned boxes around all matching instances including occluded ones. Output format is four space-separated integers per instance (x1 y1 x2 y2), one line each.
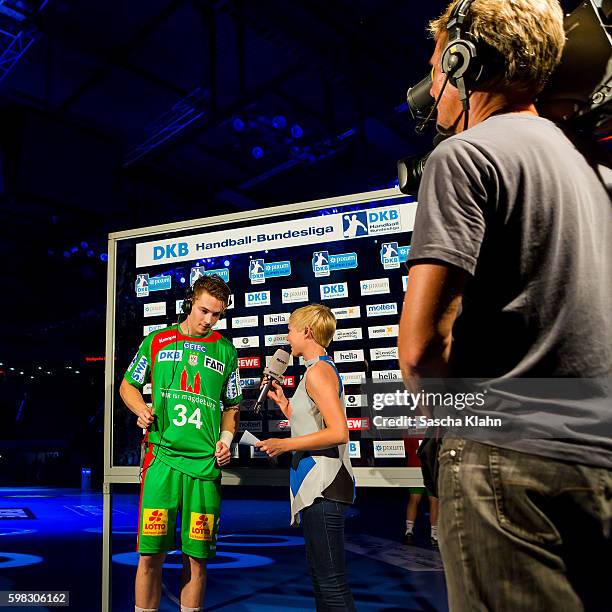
438 437 612 612
301 498 357 611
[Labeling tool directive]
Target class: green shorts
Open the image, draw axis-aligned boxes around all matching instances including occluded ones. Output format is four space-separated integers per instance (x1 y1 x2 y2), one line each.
137 452 221 559
408 487 426 494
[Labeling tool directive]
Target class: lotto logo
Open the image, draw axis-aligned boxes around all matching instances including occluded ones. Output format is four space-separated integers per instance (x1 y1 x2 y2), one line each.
189 512 214 541
142 509 168 536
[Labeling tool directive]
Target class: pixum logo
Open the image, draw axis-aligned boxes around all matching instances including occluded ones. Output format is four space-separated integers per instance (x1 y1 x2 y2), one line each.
249 259 292 284
312 251 358 277
232 316 259 329
360 278 390 296
143 302 167 318
265 334 287 347
373 440 405 458
339 371 366 386
282 286 309 304
245 291 270 307
333 349 364 363
366 303 397 317
320 282 348 301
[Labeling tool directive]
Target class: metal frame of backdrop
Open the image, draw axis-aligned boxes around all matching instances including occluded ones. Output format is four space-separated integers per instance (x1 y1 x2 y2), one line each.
102 187 424 611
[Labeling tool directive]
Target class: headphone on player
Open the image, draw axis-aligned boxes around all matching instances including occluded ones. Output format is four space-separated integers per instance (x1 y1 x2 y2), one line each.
440 0 505 110
181 275 233 316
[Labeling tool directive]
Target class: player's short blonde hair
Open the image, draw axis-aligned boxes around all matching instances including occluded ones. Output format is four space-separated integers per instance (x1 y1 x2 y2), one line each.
430 0 565 96
289 304 336 348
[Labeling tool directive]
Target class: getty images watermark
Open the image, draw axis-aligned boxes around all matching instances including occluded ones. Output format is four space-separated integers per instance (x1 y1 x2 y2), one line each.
370 388 501 429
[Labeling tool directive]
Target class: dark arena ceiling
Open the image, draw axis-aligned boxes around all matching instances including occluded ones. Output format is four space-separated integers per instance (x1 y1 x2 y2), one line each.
0 0 581 363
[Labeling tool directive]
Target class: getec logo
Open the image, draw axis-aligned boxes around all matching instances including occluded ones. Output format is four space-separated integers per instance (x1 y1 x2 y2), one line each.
366 302 398 317
320 282 348 301
153 243 189 261
245 291 270 307
282 286 309 304
334 349 365 363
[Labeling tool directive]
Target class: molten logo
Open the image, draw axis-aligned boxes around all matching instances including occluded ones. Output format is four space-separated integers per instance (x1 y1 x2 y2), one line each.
189 512 215 541
142 508 168 536
181 368 201 394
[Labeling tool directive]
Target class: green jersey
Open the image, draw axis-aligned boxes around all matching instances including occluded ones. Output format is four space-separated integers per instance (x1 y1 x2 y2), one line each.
124 324 242 479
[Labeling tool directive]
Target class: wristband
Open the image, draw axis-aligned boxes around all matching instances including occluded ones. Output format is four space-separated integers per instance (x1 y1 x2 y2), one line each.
219 430 234 448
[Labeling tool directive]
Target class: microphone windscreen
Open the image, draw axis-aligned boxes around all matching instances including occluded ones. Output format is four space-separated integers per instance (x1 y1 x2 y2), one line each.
264 349 290 377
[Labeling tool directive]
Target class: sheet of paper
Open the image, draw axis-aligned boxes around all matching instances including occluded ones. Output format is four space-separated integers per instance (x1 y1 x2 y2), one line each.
239 430 261 447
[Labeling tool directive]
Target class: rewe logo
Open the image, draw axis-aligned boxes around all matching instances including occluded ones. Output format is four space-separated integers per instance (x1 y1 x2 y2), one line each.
238 356 260 369
283 376 296 388
189 512 214 541
142 509 168 536
347 418 370 431
153 243 188 260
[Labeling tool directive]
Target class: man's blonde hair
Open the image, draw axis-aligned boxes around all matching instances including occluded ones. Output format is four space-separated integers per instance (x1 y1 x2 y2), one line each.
289 304 336 348
430 0 565 96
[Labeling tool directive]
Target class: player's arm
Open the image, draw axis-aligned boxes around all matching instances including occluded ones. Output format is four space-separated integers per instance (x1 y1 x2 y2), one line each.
119 379 154 429
216 353 243 466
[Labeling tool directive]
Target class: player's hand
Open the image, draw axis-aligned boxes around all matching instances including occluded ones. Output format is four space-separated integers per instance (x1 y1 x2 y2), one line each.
136 406 154 430
256 438 289 458
215 441 231 466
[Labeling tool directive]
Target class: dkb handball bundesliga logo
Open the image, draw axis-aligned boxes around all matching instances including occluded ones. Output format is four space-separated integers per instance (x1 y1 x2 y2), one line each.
343 212 368 238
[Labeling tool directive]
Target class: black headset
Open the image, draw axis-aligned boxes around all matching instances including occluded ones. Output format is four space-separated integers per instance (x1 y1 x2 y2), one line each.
441 0 504 110
181 275 233 316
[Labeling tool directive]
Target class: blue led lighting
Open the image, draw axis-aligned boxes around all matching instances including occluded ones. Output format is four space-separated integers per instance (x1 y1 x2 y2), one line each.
232 117 245 131
291 124 303 139
251 146 264 159
112 550 273 570
100 253 108 262
218 534 304 548
80 241 88 249
224 260 230 267
0 552 43 568
272 115 286 129
180 277 186 284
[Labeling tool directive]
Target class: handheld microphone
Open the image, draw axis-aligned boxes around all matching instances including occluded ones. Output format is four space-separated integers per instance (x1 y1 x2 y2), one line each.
254 349 290 414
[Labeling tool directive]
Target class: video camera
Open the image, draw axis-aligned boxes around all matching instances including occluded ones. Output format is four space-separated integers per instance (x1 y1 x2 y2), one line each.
398 0 611 194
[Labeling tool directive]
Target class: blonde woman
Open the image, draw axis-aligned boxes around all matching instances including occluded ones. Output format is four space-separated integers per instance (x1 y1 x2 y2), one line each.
257 304 356 611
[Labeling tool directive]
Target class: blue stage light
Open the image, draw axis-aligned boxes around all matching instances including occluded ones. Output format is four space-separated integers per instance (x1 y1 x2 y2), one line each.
180 277 186 284
251 146 264 159
113 550 273 570
232 117 245 131
100 253 108 262
63 251 70 258
80 241 88 249
70 246 78 254
218 534 304 547
0 552 43 568
272 115 286 129
291 124 304 139
87 250 94 257
224 260 230 267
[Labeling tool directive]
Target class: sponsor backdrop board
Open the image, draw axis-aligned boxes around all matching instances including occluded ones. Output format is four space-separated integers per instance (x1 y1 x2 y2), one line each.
108 189 418 473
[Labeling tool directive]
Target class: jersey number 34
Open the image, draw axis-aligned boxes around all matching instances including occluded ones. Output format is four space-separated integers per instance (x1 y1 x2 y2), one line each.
172 404 203 429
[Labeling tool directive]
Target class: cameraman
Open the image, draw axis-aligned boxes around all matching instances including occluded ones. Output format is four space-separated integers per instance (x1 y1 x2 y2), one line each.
397 1 611 610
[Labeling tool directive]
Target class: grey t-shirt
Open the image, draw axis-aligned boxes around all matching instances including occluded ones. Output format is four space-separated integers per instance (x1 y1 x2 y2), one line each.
408 113 612 467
